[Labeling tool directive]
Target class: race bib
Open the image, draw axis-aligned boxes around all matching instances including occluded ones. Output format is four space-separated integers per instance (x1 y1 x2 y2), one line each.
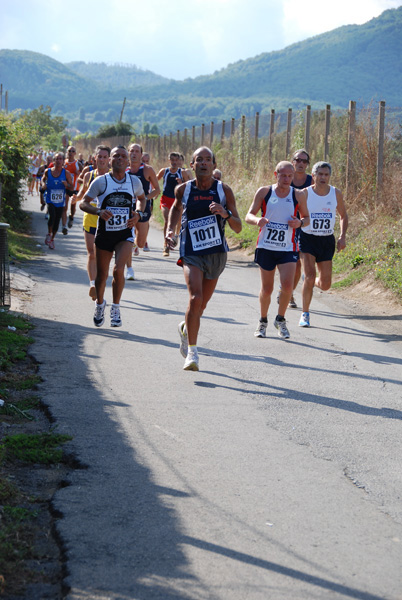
263 222 288 249
105 207 130 231
189 215 222 251
311 212 334 235
50 190 64 204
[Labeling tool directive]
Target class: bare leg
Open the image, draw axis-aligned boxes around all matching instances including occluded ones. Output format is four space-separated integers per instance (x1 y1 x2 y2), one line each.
277 262 297 317
258 267 276 319
84 231 96 282
95 247 113 305
112 241 133 304
183 264 219 346
300 252 317 313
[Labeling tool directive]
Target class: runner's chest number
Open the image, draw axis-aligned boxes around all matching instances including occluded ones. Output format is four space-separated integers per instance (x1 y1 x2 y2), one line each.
105 207 130 231
189 215 222 251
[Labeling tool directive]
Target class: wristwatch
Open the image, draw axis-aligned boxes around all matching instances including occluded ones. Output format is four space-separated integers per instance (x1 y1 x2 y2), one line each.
225 209 233 220
96 209 101 216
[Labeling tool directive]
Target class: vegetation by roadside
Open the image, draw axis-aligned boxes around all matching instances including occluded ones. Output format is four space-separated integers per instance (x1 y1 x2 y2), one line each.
0 309 73 598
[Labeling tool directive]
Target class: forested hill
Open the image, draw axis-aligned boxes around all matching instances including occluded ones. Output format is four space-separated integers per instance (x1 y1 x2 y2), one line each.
1 7 401 133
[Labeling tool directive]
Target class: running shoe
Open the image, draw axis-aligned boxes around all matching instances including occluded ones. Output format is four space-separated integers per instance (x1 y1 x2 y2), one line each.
274 317 290 339
40 203 45 211
299 312 310 327
163 246 170 257
48 239 55 250
178 321 188 358
89 285 96 301
143 242 150 252
93 299 106 327
254 320 268 338
68 215 74 228
133 245 139 256
183 350 199 371
110 305 122 327
288 295 297 309
62 226 68 235
45 233 51 245
126 267 135 280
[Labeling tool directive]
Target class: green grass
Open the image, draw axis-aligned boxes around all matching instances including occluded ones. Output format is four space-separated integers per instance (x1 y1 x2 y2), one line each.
8 229 41 261
0 312 34 369
1 433 73 465
332 217 402 301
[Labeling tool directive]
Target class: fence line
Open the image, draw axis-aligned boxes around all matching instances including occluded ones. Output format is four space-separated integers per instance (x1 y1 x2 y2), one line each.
74 101 388 197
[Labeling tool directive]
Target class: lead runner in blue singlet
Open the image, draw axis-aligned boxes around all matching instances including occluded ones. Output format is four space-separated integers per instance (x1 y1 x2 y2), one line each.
166 146 242 372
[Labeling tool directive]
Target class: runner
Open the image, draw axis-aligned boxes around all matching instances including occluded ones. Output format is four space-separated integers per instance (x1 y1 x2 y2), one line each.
299 161 348 327
213 168 222 181
41 152 74 250
125 143 160 280
72 145 111 300
279 149 314 308
79 146 145 328
245 161 309 340
63 146 83 233
37 155 52 211
157 152 191 256
166 146 242 371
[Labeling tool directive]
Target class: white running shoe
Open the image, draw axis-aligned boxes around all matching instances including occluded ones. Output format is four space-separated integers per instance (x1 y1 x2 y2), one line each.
133 245 139 256
126 267 135 280
183 350 199 371
178 321 188 357
110 305 122 327
299 312 310 327
143 242 150 252
254 320 267 338
93 300 106 327
274 317 290 339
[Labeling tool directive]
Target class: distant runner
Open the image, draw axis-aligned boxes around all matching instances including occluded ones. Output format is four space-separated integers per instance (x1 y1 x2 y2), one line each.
299 161 348 327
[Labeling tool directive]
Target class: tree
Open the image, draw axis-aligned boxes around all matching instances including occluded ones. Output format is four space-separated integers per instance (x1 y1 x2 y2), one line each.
18 105 67 150
0 113 35 228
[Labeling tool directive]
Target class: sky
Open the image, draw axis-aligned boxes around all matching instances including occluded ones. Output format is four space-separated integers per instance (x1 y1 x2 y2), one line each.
0 0 401 79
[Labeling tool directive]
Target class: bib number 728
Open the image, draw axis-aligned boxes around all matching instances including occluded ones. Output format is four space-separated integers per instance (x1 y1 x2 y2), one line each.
266 228 286 242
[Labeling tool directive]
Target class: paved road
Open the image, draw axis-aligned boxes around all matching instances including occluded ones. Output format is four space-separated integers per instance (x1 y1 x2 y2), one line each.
22 196 402 599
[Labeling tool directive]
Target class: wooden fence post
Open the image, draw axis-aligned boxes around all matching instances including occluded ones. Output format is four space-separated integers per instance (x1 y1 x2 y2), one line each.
184 128 188 157
377 100 386 195
192 126 195 150
286 108 292 157
268 109 275 163
221 120 225 143
176 130 180 148
201 124 205 146
324 104 331 160
230 118 235 138
240 115 246 162
254 112 260 148
210 121 214 146
305 105 311 153
169 132 173 149
346 100 356 201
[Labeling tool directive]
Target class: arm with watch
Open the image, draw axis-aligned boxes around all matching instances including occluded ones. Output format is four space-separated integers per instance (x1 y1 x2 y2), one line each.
209 183 242 234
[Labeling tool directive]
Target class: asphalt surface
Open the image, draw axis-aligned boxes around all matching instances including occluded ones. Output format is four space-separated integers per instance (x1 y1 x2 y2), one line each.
20 195 402 600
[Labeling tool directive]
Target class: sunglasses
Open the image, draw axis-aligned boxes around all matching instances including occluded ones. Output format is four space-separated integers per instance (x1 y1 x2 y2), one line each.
294 158 308 164
69 150 76 153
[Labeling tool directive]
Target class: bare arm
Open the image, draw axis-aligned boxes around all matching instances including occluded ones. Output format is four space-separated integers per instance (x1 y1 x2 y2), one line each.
72 171 91 204
209 184 242 233
289 189 310 229
166 183 185 244
144 165 161 200
245 187 270 228
335 188 348 251
157 168 165 180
